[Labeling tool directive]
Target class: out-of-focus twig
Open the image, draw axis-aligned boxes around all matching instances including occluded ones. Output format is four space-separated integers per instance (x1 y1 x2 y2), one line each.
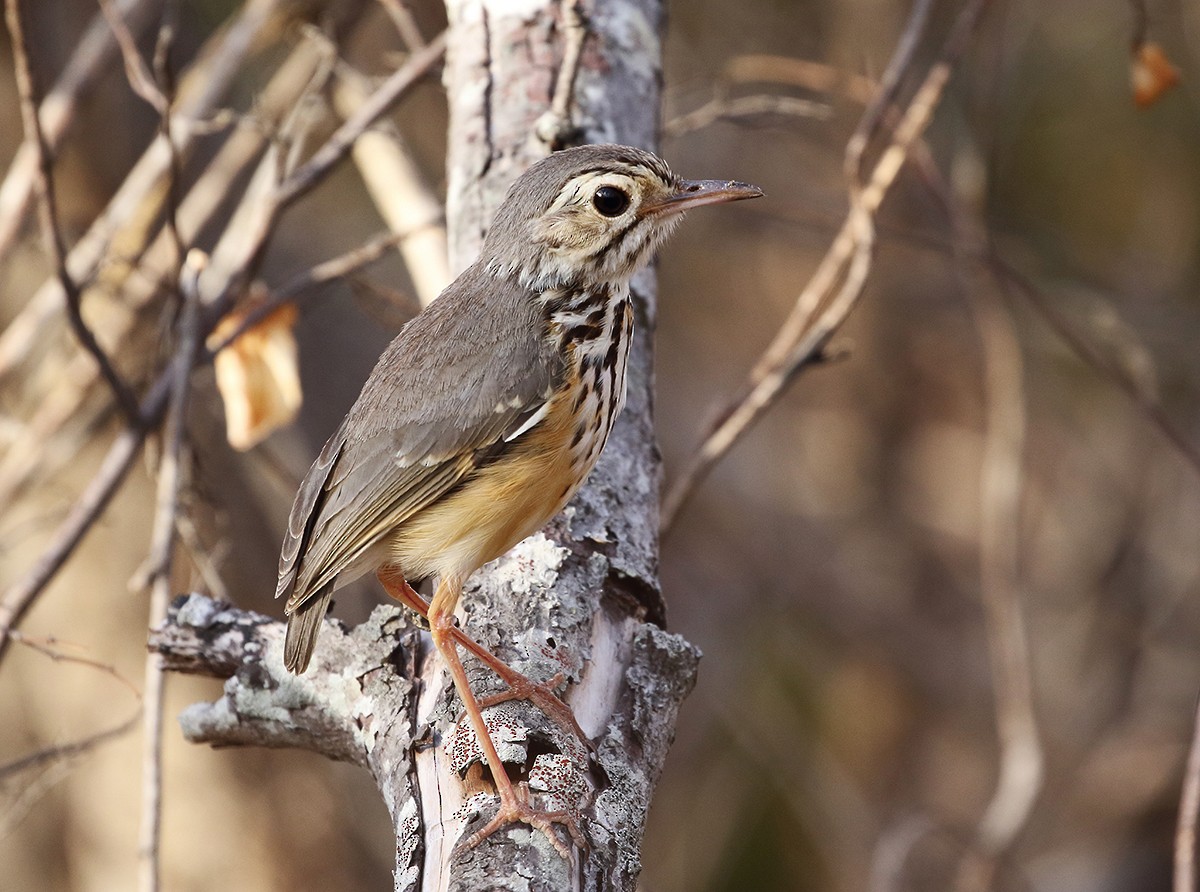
331 62 450 306
202 32 447 314
662 0 991 531
0 376 170 668
377 0 427 50
664 94 832 138
989 255 1200 481
0 0 158 264
136 250 203 892
96 0 169 113
1176 694 1200 892
928 155 1042 892
7 630 142 699
5 0 141 423
722 54 877 104
206 229 413 358
0 712 141 784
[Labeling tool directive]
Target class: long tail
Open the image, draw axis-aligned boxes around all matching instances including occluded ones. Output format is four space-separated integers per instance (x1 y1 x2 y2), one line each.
283 586 333 673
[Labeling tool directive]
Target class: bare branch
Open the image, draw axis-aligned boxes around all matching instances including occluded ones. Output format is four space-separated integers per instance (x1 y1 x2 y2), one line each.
200 33 447 318
7 630 142 700
96 0 169 113
205 230 412 358
664 94 831 138
0 376 169 668
0 712 141 784
4 0 141 422
137 250 204 892
377 0 428 50
0 0 159 263
988 254 1200 481
662 0 992 531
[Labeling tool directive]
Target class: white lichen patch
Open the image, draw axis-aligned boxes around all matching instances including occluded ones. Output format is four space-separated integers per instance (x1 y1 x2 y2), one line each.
484 533 569 597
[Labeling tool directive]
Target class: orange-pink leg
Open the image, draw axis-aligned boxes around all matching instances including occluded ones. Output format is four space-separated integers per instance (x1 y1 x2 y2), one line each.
376 566 583 854
376 566 586 742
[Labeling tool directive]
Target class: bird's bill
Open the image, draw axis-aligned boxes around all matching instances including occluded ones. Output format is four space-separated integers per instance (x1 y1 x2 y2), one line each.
644 179 764 216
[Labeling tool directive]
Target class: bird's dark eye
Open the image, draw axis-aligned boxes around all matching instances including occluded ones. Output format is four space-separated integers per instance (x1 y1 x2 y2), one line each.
592 185 630 217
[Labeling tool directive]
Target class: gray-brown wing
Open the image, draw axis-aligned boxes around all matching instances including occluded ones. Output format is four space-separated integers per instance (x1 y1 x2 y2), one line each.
275 263 564 615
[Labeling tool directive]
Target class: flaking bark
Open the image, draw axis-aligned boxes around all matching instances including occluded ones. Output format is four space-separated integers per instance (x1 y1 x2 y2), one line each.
151 1 697 889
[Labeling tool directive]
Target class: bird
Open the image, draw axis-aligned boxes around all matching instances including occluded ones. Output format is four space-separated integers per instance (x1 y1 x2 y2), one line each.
275 143 762 852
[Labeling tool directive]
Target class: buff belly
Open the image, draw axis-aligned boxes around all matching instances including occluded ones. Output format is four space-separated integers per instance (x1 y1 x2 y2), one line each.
386 387 593 583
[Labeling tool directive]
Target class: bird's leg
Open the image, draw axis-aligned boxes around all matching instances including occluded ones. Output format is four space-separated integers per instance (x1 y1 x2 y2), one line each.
425 575 579 856
376 566 586 743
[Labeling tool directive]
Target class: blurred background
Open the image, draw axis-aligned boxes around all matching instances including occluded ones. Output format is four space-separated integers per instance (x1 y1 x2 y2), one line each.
2 0 1200 890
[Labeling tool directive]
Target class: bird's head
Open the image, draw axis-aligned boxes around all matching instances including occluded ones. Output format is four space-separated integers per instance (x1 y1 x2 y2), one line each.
483 144 763 291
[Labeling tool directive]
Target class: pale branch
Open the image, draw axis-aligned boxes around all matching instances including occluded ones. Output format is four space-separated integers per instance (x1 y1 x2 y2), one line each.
199 32 447 320
945 177 1042 892
330 61 451 307
138 250 204 892
1176 695 1200 892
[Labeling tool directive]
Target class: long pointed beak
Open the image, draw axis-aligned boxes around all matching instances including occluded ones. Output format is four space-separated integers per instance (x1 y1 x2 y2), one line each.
644 178 764 217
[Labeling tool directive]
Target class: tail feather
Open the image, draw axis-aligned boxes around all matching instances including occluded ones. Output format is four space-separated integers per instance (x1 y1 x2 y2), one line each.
283 587 333 674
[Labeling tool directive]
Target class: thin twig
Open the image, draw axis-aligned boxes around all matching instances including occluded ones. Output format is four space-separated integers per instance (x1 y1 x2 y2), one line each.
662 0 992 531
0 712 141 783
96 0 169 113
721 54 877 104
988 255 1200 481
1176 694 1200 892
930 161 1042 892
209 32 447 316
664 94 832 138
0 0 159 264
137 250 203 892
376 0 427 50
273 34 447 212
0 376 169 668
205 230 412 358
4 0 141 423
536 0 589 148
8 630 142 700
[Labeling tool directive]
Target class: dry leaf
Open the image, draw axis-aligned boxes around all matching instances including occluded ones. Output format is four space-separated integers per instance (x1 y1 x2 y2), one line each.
1131 42 1181 108
208 300 302 451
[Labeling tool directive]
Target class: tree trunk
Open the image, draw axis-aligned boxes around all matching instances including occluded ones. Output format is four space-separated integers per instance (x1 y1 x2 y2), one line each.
150 1 699 889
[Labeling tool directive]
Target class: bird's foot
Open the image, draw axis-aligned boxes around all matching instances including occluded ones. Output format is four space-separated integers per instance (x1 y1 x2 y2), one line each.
476 671 589 751
457 781 583 858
